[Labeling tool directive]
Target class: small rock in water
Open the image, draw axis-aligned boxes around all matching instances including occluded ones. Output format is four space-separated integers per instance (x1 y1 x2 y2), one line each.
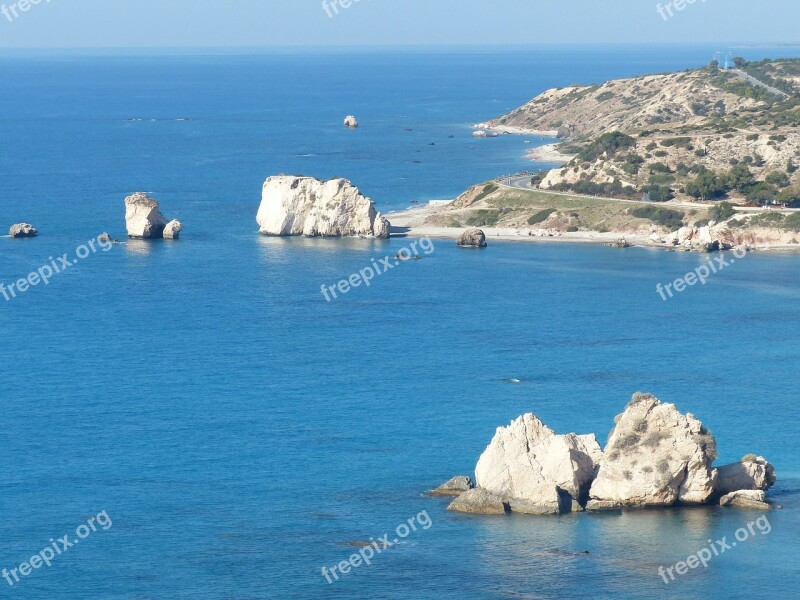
457 228 487 248
430 476 475 497
9 223 38 238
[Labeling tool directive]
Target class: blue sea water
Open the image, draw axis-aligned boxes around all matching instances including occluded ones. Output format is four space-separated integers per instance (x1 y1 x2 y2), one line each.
1 45 799 599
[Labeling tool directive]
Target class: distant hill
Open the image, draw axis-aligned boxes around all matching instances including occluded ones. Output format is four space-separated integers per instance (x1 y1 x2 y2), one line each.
491 58 800 206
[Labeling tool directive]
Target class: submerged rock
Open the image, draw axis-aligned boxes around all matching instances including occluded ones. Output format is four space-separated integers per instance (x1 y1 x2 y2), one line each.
475 414 602 511
457 228 487 248
720 490 771 510
447 488 508 515
9 223 38 238
125 192 177 239
430 476 474 497
588 393 717 508
257 176 390 239
715 455 776 496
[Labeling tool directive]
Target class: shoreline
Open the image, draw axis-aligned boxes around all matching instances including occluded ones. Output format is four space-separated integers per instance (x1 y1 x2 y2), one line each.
472 122 559 137
387 202 800 253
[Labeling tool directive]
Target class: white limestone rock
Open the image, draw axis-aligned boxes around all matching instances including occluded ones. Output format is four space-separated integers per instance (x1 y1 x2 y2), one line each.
125 192 170 239
256 176 390 239
720 489 771 510
344 115 359 128
163 220 183 240
475 413 603 509
588 393 717 508
716 455 776 496
447 488 508 515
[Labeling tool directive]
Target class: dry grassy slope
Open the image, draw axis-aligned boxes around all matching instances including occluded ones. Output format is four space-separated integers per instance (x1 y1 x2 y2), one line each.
493 64 800 198
495 70 758 140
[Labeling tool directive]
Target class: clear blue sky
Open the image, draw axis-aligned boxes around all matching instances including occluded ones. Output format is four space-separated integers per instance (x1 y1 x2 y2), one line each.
0 0 796 48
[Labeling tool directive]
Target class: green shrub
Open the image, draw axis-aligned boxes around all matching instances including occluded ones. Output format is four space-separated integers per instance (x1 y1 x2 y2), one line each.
631 206 685 230
466 209 501 227
528 208 557 225
577 131 636 162
710 201 736 221
786 213 800 230
474 183 498 202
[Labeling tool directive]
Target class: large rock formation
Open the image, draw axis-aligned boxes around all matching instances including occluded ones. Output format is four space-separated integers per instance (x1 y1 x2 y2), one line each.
9 223 38 238
256 176 390 239
457 228 487 248
587 393 717 508
125 193 179 239
475 414 602 511
715 455 776 496
435 392 776 517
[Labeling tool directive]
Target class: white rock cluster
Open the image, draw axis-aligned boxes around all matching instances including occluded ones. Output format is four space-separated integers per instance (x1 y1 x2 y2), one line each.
256 176 390 239
125 193 182 239
440 392 776 515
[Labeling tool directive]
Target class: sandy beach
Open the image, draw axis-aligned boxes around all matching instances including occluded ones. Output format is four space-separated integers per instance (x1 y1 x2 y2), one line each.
472 122 559 137
525 143 574 164
387 201 800 252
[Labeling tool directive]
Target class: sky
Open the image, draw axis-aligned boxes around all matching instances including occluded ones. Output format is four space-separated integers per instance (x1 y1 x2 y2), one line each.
0 0 797 49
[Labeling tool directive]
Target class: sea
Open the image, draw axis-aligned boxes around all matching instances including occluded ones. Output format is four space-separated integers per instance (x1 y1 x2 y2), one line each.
1 45 799 599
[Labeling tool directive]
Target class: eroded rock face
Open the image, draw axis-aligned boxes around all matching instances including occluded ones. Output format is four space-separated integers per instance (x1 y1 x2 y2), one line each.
163 220 183 240
430 476 474 497
344 115 359 128
125 193 169 239
720 490 771 510
9 223 38 238
257 176 390 239
716 456 776 496
588 393 717 508
457 228 487 248
447 488 508 515
475 413 602 508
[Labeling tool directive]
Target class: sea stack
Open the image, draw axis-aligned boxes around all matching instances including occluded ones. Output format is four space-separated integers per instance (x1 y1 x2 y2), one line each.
9 223 38 238
256 175 390 239
457 228 487 248
344 115 359 128
124 192 181 239
439 392 776 516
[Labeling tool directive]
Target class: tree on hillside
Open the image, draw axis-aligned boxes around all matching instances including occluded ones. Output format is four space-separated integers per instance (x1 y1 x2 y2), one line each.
733 57 748 68
685 171 728 201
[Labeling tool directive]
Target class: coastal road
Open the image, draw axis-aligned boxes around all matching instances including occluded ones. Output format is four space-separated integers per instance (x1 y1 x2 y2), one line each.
499 175 799 214
730 69 790 100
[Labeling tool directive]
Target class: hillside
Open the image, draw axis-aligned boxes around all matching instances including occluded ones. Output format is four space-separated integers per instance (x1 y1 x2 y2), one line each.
490 58 800 207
